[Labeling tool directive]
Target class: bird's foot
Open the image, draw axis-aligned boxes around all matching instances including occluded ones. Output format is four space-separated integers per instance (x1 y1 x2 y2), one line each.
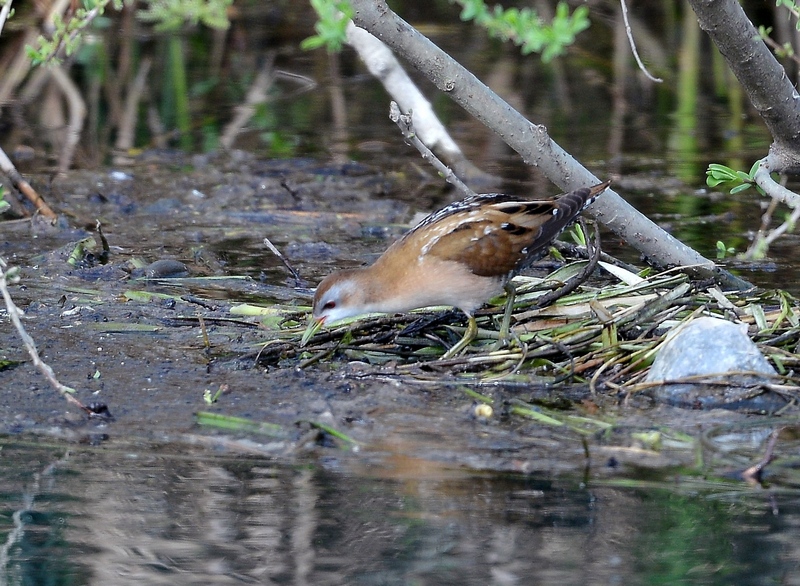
440 316 478 360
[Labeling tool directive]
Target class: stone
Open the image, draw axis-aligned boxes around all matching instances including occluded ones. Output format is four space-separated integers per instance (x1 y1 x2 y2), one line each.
645 316 783 411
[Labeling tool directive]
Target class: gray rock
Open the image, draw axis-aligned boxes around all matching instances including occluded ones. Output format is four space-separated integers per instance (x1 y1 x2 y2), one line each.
645 317 783 411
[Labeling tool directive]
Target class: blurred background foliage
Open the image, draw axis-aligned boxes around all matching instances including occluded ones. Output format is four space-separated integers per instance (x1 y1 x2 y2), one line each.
0 0 793 182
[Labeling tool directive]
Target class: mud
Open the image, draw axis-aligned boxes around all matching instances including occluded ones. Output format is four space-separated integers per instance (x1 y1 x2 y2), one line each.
0 151 795 480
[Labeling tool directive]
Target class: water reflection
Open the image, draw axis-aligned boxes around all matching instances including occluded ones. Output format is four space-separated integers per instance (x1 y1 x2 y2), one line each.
0 440 797 585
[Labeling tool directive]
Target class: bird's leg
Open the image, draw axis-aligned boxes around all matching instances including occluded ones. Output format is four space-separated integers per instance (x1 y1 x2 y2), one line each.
491 282 516 351
441 314 478 359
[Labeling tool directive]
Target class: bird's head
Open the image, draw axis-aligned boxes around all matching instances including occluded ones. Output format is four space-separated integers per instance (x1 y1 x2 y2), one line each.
301 269 369 346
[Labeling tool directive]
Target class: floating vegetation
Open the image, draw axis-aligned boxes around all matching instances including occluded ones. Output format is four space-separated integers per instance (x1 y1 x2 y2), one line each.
245 257 800 407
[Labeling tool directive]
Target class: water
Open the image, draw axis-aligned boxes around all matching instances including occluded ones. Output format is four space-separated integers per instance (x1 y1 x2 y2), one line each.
1 439 798 585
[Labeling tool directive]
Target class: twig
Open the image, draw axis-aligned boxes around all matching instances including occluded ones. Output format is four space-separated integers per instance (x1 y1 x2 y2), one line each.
760 203 800 248
740 428 781 484
754 157 800 208
40 0 108 67
619 0 663 83
115 57 152 156
0 257 90 413
744 158 800 257
346 22 491 184
553 240 640 274
49 65 87 173
221 54 276 150
0 146 57 220
761 32 800 67
544 335 577 384
745 196 779 259
388 101 477 199
619 370 792 395
263 238 306 288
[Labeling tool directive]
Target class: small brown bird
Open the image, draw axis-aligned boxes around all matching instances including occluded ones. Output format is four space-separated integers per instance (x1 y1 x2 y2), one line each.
303 180 611 357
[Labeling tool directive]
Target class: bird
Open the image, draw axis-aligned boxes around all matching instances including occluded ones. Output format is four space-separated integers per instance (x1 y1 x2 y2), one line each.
302 180 611 358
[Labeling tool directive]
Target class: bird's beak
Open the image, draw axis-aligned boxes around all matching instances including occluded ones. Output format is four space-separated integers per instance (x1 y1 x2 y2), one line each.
300 315 325 347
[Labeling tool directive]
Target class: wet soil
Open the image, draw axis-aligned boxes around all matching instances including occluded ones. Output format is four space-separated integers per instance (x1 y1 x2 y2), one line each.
0 151 796 480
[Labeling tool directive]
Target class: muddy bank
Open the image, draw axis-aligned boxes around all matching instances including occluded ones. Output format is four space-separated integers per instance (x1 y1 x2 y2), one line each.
0 152 795 481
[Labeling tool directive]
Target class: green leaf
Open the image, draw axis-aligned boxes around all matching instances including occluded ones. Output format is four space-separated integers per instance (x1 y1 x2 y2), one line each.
730 183 751 194
454 0 588 61
706 163 738 180
300 36 325 50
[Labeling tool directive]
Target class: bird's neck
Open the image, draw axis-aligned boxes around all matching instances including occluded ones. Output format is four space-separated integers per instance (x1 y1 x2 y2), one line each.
360 263 394 305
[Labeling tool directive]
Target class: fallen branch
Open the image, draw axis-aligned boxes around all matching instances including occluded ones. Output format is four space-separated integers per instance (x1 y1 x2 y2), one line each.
0 257 90 413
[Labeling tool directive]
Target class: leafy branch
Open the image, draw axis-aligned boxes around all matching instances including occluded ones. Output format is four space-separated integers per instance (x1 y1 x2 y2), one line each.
302 0 353 51
455 0 590 62
27 0 231 65
776 0 800 27
27 0 120 66
708 158 800 260
757 25 800 65
302 0 589 61
706 161 766 195
137 0 232 31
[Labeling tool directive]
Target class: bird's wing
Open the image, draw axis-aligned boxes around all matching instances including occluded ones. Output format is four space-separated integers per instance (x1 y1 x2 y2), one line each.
407 181 610 278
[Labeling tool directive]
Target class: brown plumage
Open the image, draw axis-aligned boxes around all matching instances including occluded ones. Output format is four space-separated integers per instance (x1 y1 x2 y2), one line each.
303 180 611 354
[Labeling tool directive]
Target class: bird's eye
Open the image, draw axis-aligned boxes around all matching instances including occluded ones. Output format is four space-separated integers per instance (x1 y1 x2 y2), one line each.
323 300 336 311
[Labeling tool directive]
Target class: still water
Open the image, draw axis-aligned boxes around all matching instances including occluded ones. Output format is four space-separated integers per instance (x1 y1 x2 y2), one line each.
1 440 797 585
